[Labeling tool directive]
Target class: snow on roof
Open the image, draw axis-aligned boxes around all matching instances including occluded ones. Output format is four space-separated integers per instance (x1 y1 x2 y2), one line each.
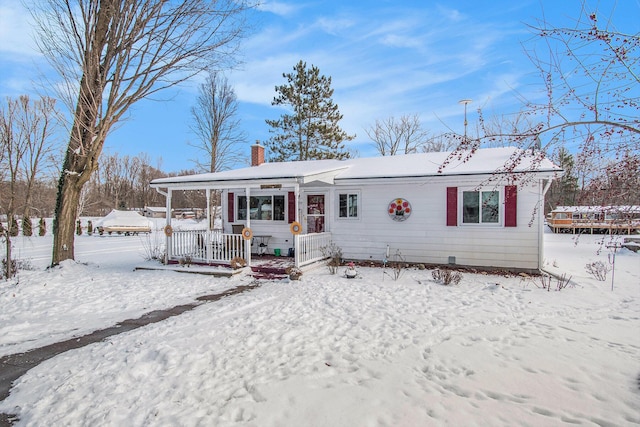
144 206 166 212
94 210 153 228
151 147 560 186
151 158 348 185
334 147 558 180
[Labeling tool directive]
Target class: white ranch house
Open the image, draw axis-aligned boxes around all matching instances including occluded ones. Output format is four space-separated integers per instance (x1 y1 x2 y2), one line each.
150 145 560 273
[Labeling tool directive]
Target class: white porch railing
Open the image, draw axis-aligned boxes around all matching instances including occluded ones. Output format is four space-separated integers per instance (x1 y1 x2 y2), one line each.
294 232 332 267
168 229 248 264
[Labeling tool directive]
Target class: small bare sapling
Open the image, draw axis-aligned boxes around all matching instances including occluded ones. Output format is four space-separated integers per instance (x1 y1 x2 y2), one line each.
585 261 610 282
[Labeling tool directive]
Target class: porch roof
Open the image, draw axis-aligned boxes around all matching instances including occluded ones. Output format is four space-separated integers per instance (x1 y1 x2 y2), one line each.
150 147 560 189
150 159 349 189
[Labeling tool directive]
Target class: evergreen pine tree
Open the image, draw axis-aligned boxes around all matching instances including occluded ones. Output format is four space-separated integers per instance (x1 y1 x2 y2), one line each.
22 215 33 237
87 220 93 236
265 60 354 161
76 219 83 236
546 147 579 212
39 217 47 236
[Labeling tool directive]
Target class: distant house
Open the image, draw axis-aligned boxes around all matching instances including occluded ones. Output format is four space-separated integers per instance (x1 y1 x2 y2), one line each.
143 206 166 218
172 207 205 220
548 206 640 234
150 145 560 272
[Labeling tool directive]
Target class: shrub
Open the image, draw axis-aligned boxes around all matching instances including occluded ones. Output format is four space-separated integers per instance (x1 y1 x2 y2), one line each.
38 217 46 236
286 266 303 280
536 272 573 291
230 256 246 269
22 215 33 237
76 219 83 236
87 220 93 236
321 243 342 274
432 268 463 286
9 215 19 237
585 261 610 281
384 249 406 281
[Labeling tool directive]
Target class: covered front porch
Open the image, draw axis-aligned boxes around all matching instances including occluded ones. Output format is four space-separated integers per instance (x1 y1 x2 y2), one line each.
166 227 331 269
149 144 345 271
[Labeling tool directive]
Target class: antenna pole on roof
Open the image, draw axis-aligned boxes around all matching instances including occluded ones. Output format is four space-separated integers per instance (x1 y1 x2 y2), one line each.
458 99 472 142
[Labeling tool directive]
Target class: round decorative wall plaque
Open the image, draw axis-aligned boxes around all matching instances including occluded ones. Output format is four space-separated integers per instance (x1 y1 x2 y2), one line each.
388 198 411 222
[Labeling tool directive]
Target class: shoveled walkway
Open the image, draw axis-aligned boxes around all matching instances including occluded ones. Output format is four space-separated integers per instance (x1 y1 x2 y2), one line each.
0 282 261 426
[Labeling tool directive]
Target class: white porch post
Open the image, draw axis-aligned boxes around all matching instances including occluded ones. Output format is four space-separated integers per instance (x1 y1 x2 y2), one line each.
245 186 251 266
539 178 553 271
165 189 172 264
294 182 300 267
294 182 300 223
206 188 211 261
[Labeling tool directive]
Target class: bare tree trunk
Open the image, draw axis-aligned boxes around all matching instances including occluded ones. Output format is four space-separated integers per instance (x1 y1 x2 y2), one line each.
52 172 83 263
31 0 251 265
52 70 103 265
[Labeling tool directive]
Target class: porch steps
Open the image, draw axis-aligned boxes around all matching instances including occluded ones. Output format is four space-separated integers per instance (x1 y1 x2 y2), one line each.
250 258 293 280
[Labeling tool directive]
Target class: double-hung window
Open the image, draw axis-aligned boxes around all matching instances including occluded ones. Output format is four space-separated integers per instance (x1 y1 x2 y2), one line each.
462 190 499 224
237 195 285 221
338 193 358 219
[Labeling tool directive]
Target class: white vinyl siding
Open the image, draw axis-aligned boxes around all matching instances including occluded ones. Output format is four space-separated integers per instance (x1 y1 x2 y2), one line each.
323 178 543 271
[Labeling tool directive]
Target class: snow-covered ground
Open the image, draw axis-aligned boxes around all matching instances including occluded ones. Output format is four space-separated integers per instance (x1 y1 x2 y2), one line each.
1 224 638 426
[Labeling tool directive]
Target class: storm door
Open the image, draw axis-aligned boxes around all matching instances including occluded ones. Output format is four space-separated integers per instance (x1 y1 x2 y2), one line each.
306 195 325 233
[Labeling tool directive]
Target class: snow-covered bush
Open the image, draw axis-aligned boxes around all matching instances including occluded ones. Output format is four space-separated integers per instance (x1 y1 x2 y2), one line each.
140 232 165 262
585 261 610 281
230 256 246 269
38 217 46 236
432 268 463 286
9 215 19 237
22 216 33 237
286 266 303 280
321 243 342 274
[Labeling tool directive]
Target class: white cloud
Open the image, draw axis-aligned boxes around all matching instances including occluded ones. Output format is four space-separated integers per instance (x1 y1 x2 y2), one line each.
380 34 423 49
256 1 299 17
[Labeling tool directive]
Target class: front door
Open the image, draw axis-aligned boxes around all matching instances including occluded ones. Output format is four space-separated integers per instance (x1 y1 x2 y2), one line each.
306 195 325 233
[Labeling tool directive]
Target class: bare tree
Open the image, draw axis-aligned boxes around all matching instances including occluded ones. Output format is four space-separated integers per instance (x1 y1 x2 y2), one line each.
30 0 253 266
444 3 638 200
423 135 457 153
0 96 56 277
366 114 430 156
18 96 59 220
189 71 245 173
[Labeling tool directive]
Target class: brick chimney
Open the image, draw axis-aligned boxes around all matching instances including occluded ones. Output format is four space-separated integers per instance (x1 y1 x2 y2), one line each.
251 142 265 166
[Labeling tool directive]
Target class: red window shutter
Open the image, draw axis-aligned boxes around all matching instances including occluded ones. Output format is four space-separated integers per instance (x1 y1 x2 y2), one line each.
505 185 517 227
446 187 457 226
227 192 234 222
288 192 296 223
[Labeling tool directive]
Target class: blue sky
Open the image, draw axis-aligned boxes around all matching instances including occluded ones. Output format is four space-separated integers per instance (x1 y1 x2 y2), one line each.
0 0 637 173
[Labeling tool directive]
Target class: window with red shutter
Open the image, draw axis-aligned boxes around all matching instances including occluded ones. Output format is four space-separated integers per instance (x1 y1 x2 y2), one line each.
446 187 457 226
288 192 296 223
504 185 517 227
227 192 234 222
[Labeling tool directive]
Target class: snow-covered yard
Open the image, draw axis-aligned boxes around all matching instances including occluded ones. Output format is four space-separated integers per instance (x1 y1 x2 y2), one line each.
1 226 639 426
